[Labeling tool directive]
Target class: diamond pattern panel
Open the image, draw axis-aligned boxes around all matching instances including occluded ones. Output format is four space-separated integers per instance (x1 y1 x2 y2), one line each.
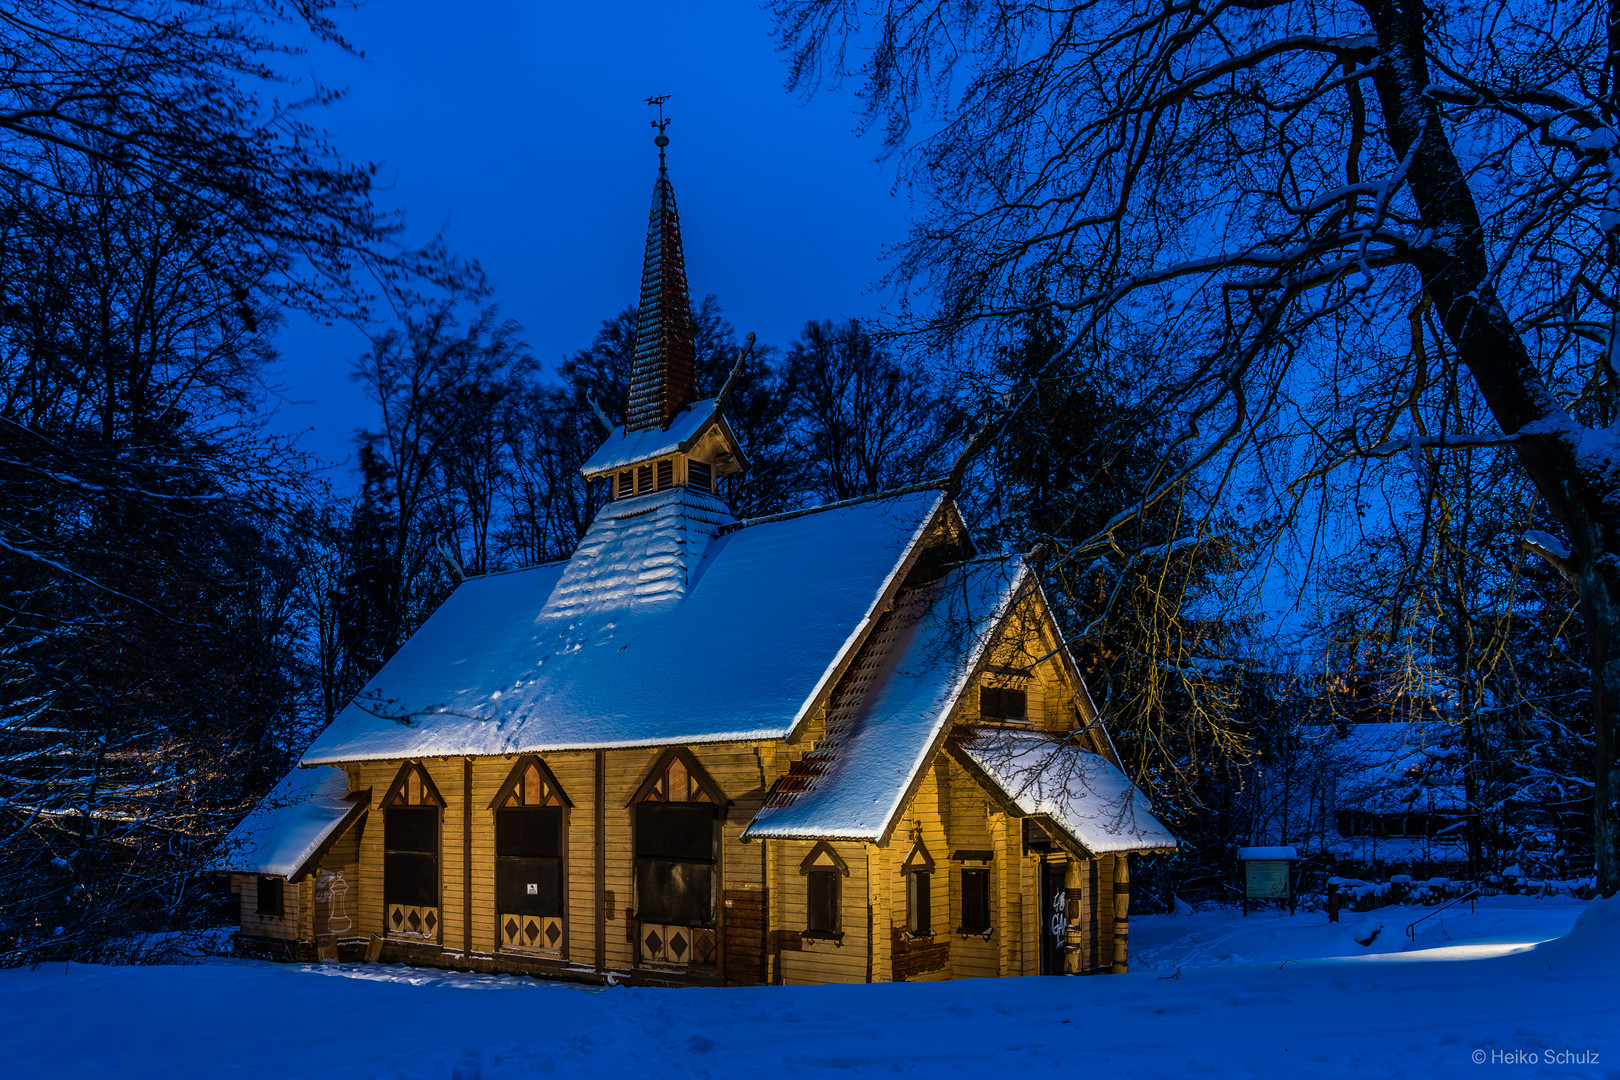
639 924 718 969
692 927 717 968
500 913 564 957
386 904 440 942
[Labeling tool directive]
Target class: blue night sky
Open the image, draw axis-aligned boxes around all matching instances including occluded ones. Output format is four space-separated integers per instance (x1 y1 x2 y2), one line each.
269 0 906 475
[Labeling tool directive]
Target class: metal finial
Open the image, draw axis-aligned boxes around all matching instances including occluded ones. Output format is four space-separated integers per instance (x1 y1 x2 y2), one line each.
646 93 672 167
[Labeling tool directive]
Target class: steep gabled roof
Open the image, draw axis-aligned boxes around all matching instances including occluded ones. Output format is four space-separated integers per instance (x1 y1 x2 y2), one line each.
743 556 1029 843
211 767 366 881
300 490 946 764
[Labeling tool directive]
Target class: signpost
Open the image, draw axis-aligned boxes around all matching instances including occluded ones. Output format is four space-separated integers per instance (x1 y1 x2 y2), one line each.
1238 846 1298 915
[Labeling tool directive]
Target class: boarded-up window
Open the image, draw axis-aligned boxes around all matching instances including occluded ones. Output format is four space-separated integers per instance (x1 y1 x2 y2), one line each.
496 807 563 917
980 686 1027 720
385 806 438 908
256 876 284 916
806 870 839 933
634 802 717 926
908 870 933 935
687 460 712 492
960 868 991 933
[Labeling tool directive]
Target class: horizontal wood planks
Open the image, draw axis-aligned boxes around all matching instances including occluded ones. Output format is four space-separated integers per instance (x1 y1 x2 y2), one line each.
254 572 1140 985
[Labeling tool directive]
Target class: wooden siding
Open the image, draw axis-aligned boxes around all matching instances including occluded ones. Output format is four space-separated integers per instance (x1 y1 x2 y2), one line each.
774 838 869 985
233 873 306 944
257 537 1147 983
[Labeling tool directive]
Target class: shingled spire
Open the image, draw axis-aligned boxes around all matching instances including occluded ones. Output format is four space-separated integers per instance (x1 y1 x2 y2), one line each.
625 109 697 433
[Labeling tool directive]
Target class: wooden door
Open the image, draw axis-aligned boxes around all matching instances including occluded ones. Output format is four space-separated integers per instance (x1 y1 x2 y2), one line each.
1039 859 1067 975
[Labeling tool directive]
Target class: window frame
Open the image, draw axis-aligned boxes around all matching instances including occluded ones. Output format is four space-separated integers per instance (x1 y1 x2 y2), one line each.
255 875 284 917
798 841 849 941
980 685 1029 722
900 839 936 938
494 805 566 918
959 867 992 936
632 801 719 927
379 761 445 936
907 869 933 936
383 804 440 910
628 748 727 936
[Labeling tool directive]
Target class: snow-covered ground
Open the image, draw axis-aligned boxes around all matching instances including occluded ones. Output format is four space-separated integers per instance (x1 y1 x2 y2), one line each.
3 897 1615 1079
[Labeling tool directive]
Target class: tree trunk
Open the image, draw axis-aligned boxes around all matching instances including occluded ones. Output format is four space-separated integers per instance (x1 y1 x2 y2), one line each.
1362 0 1620 894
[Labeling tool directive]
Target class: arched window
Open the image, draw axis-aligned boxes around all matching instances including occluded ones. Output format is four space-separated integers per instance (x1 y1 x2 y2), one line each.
381 762 444 941
800 842 849 940
490 757 571 956
630 749 725 967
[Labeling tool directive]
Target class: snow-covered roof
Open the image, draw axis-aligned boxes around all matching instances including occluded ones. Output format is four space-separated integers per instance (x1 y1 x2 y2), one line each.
211 767 364 880
955 731 1178 855
1239 846 1299 860
301 490 945 763
743 556 1030 842
580 399 728 477
540 484 733 615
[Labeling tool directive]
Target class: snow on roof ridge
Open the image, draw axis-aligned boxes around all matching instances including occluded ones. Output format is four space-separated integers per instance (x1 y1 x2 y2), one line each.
456 555 571 583
725 480 948 533
580 398 725 476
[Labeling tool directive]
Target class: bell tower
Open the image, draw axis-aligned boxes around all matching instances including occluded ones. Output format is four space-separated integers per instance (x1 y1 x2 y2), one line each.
578 100 748 504
556 105 751 616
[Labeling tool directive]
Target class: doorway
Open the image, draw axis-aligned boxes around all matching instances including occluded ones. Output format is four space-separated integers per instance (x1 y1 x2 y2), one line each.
1039 859 1068 975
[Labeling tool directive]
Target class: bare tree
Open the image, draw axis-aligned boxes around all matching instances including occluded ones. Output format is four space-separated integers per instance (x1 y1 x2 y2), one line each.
773 0 1620 893
786 317 953 501
346 298 532 650
0 0 465 319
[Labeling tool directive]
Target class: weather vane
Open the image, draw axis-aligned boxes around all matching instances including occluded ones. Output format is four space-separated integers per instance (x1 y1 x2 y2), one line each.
647 94 672 166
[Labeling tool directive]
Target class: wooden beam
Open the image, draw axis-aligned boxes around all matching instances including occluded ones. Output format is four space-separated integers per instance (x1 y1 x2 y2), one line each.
463 757 473 957
594 749 606 975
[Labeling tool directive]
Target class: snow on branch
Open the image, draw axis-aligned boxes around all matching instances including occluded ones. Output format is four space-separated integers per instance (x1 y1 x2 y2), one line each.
1520 530 1574 578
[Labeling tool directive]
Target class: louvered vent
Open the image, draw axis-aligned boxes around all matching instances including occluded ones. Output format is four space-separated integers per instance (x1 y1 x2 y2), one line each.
617 470 634 499
656 459 674 490
637 464 653 493
687 460 712 492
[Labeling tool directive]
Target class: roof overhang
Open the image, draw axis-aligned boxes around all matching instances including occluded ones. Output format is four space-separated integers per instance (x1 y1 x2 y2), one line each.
581 399 751 479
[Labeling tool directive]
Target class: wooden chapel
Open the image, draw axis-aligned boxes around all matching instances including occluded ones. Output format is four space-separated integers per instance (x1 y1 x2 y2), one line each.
215 132 1176 985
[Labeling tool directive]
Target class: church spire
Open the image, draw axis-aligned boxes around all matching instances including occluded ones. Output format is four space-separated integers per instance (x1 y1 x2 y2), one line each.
626 97 697 433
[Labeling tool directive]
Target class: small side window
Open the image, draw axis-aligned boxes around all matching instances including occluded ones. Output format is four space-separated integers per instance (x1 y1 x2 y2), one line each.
960 868 991 934
256 875 284 917
806 870 840 934
908 870 932 935
980 686 1028 721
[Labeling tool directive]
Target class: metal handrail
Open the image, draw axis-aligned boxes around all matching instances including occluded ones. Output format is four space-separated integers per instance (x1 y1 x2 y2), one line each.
1405 887 1481 940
